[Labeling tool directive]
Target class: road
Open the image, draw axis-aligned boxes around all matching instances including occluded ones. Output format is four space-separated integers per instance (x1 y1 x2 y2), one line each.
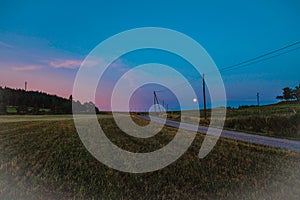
139 115 300 152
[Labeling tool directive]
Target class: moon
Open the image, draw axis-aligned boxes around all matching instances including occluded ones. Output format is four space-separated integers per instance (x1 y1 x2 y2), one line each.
193 98 197 103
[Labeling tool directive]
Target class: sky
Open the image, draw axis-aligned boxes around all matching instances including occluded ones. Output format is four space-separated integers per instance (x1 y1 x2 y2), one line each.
1 0 300 110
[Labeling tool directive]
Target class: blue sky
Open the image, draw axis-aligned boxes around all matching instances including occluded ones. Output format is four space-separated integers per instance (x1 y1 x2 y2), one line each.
1 0 300 110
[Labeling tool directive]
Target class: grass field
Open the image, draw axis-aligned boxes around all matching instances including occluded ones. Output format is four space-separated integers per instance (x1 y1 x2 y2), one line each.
0 115 300 199
167 102 300 140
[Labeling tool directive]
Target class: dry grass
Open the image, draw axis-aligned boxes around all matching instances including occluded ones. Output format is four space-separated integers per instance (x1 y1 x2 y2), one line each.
0 115 299 199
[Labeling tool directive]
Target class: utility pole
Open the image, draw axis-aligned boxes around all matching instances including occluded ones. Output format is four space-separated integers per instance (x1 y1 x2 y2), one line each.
202 73 207 119
153 91 161 113
25 81 27 91
257 92 260 114
153 91 156 113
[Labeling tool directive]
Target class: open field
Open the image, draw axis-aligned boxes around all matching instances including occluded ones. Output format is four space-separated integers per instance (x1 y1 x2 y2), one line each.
167 102 300 140
0 115 300 199
0 114 112 123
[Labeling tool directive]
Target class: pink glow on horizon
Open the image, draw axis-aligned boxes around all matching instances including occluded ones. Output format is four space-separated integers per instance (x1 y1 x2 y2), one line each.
0 33 133 110
1 67 75 99
1 67 135 111
0 38 132 111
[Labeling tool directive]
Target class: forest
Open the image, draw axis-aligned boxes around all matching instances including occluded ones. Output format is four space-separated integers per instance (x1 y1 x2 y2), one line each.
0 87 100 114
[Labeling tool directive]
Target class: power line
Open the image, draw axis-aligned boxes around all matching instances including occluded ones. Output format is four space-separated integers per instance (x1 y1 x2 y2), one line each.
219 46 300 73
217 41 300 72
155 41 300 93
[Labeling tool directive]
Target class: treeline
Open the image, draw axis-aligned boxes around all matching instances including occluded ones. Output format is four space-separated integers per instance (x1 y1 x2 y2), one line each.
0 86 100 114
276 84 300 101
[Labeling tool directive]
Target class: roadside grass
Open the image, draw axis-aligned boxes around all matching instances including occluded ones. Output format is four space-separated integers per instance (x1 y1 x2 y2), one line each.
0 116 299 199
168 102 300 140
223 113 300 140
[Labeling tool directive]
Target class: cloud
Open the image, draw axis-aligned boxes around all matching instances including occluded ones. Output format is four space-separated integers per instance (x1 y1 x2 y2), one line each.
49 59 83 69
47 58 106 69
12 65 42 71
0 41 13 48
47 57 127 70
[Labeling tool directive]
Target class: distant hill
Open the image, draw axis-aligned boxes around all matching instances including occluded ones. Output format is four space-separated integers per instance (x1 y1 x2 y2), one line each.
0 86 100 115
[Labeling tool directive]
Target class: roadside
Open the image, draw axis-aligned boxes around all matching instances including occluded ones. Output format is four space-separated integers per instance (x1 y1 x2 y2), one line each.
165 102 300 141
140 115 300 152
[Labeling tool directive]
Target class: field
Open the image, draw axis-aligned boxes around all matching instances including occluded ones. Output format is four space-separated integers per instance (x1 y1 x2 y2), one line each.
167 101 300 140
0 115 300 199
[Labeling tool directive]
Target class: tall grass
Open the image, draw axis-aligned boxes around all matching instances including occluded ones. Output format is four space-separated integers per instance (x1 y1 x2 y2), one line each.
168 102 300 140
223 113 300 139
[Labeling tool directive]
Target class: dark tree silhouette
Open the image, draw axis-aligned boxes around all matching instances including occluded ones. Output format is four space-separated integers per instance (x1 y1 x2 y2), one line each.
0 87 7 114
283 87 294 101
294 84 300 101
0 86 100 114
276 95 284 101
276 85 300 102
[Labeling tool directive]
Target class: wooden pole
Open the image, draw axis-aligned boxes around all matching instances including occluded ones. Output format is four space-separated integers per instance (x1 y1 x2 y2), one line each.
153 91 156 113
202 74 207 119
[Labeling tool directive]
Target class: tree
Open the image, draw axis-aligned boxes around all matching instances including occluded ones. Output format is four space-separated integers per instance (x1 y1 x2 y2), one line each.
17 105 28 114
0 89 6 114
282 87 294 101
0 103 6 114
276 95 284 101
0 86 100 114
294 84 300 101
